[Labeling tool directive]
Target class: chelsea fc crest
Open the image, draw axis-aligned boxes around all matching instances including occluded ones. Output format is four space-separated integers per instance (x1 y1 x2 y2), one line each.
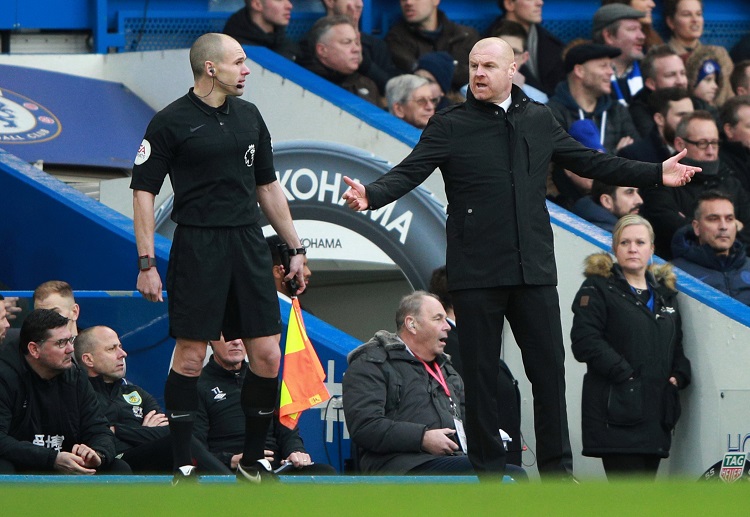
0 88 61 143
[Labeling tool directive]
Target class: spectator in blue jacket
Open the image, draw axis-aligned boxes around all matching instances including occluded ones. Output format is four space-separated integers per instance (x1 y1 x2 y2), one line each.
671 190 750 305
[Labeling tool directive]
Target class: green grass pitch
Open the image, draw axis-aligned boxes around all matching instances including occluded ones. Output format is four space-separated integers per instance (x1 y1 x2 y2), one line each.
1 480 746 516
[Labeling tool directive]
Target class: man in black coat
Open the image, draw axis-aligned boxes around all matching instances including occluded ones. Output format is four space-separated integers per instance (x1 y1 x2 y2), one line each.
0 310 124 474
342 37 698 480
193 335 334 475
75 326 231 475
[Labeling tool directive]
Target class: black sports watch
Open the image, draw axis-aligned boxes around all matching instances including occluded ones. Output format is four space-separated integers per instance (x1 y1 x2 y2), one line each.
138 255 157 271
287 246 307 256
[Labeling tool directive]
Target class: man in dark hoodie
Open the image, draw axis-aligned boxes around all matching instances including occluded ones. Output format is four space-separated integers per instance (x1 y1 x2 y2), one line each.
0 309 124 474
223 0 300 61
75 326 231 475
671 190 750 305
547 42 639 209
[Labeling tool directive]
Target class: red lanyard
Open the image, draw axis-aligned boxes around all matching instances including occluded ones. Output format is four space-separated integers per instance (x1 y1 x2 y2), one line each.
418 357 452 398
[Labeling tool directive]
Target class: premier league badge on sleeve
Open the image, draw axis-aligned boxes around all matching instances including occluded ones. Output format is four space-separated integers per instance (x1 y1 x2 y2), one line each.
245 143 255 167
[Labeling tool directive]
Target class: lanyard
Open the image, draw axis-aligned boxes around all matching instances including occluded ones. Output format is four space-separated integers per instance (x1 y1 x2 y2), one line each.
418 357 452 398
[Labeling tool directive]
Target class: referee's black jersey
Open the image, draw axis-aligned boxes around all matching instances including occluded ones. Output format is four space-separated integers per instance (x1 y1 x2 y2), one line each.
130 89 277 227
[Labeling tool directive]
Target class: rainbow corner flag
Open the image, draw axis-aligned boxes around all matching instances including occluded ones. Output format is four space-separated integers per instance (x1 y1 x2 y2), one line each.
279 298 331 429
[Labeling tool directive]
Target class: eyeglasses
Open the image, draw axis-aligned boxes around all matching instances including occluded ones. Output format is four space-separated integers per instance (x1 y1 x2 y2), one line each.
683 138 720 150
410 96 442 108
38 336 76 349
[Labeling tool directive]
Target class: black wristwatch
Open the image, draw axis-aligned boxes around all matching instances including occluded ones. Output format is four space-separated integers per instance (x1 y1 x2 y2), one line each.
138 255 157 271
287 246 307 256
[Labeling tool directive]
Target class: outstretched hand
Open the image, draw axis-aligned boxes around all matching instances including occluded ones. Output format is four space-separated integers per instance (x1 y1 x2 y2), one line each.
662 148 701 187
342 176 369 211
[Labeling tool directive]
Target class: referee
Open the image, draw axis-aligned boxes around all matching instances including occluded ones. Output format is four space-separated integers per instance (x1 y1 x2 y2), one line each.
131 33 307 484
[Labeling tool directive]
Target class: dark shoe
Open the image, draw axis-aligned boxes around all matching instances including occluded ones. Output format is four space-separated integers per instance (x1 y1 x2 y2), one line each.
236 459 278 484
172 465 198 486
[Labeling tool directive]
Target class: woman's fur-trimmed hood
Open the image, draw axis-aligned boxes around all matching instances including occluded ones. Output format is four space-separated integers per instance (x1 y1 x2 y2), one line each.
583 252 676 291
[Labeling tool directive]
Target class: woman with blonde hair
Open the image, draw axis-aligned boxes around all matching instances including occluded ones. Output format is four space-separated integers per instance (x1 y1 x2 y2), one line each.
571 215 691 479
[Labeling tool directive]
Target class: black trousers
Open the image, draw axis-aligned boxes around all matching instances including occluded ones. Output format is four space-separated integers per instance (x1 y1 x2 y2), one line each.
452 285 573 479
602 454 661 480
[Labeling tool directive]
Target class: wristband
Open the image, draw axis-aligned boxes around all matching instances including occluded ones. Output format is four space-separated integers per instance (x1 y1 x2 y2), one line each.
287 246 307 256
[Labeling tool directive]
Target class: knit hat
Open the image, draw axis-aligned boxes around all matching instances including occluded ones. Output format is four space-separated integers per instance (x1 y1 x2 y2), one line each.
414 51 456 94
592 4 646 34
568 119 605 153
695 59 721 87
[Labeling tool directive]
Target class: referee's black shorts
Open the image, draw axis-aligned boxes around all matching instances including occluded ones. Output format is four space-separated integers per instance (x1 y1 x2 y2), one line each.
166 224 281 341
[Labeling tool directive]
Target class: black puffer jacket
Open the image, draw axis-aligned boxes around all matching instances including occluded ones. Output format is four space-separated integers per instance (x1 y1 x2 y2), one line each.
571 253 691 458
343 331 464 474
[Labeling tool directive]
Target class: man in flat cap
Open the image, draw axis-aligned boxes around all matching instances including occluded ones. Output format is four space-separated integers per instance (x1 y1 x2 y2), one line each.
592 3 647 106
547 42 640 209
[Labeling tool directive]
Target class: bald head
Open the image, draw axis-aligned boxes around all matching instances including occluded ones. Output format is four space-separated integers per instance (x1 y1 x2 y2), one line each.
75 325 127 382
469 37 517 104
190 33 234 79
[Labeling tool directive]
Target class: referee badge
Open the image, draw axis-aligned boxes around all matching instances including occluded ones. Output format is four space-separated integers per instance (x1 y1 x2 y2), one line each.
134 139 151 165
244 143 255 167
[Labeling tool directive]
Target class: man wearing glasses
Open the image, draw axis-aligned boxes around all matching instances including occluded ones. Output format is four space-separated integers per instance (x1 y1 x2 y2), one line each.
385 74 438 129
642 110 750 258
0 309 127 474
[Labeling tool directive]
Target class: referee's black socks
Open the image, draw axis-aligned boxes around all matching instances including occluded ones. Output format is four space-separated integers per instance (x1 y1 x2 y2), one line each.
240 370 279 468
164 369 199 470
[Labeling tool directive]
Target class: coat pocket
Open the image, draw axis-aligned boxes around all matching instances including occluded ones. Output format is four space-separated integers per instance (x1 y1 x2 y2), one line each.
607 378 644 426
661 383 682 431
